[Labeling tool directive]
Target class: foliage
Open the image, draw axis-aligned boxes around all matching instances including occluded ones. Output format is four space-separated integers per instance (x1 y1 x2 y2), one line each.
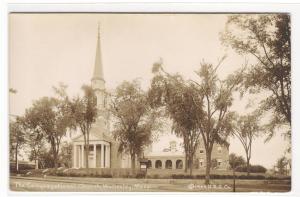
149 63 203 175
59 142 73 168
9 117 26 171
38 148 55 168
27 84 73 168
276 156 289 175
221 14 291 141
232 112 261 175
229 153 246 170
149 59 242 183
23 105 46 169
236 164 267 173
69 85 98 169
110 80 161 169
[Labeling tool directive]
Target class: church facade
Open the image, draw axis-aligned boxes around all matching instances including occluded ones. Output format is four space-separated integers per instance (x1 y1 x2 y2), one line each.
71 26 122 169
71 26 229 170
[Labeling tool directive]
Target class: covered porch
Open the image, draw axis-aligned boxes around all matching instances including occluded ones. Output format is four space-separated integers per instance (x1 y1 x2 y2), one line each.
73 141 110 168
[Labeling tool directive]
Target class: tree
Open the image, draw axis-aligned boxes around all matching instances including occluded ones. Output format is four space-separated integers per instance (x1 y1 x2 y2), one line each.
39 147 55 169
111 80 161 169
70 85 97 169
221 14 291 141
149 60 241 183
229 153 246 170
149 65 203 175
192 62 240 184
29 84 72 169
23 107 45 169
232 112 261 176
9 117 26 172
276 156 288 175
229 153 246 192
59 142 72 168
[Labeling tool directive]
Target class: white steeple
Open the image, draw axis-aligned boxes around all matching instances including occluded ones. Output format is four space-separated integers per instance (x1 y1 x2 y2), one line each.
92 22 105 91
92 23 106 109
91 23 109 130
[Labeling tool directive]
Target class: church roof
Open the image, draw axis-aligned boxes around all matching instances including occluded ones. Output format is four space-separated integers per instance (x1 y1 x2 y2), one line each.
72 129 114 143
92 24 104 81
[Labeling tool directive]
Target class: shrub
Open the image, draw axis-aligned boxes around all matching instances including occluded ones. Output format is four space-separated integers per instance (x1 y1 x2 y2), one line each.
236 165 267 173
10 163 35 174
136 172 146 179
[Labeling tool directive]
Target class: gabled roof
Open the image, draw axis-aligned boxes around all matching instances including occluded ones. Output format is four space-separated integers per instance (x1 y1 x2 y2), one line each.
72 128 114 143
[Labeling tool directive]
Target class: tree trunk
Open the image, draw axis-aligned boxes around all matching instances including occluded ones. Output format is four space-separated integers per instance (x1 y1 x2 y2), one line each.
15 144 18 172
189 154 193 176
205 150 212 185
54 154 58 169
246 157 250 177
233 168 236 192
35 158 39 170
85 144 89 169
184 155 188 173
131 154 136 170
86 131 90 169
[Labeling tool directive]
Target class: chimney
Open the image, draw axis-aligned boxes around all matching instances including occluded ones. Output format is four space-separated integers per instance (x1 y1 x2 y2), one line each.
170 141 176 153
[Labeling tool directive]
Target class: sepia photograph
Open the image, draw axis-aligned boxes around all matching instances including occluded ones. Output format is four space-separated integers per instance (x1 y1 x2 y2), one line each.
8 12 291 192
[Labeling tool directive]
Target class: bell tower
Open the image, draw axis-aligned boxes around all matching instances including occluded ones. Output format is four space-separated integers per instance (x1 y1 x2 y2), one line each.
91 23 109 130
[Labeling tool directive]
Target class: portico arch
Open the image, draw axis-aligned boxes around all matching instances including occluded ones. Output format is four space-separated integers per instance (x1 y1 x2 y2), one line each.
165 160 172 169
176 160 183 169
155 160 162 169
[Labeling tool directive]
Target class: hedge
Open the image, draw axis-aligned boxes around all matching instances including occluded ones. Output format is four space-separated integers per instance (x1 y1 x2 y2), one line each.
235 165 267 173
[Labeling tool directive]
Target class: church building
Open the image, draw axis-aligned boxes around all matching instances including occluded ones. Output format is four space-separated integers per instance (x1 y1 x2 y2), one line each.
71 25 229 170
71 26 122 169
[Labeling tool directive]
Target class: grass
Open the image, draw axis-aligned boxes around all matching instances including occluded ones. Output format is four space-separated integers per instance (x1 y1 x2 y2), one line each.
14 167 291 181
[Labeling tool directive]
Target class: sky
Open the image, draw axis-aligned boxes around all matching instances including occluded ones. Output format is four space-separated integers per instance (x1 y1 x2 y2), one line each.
9 13 289 168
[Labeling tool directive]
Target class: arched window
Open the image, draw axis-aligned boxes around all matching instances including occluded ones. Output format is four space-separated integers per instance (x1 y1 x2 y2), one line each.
155 160 162 169
165 160 172 169
147 160 152 169
176 160 183 169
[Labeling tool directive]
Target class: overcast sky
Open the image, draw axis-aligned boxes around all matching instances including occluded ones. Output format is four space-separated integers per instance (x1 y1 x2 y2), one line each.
9 13 289 168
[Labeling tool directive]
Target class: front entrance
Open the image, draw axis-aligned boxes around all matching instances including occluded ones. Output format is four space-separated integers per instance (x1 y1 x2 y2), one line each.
73 142 110 168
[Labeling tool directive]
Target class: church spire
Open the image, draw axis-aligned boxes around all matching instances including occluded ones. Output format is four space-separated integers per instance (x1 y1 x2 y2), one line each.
92 22 104 83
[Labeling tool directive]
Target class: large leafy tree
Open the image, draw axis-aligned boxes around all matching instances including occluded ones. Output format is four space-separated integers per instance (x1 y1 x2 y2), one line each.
29 84 73 169
149 60 241 183
23 106 45 169
9 117 26 172
149 65 203 175
232 112 261 176
110 80 161 169
190 62 241 184
221 14 291 140
70 85 98 169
